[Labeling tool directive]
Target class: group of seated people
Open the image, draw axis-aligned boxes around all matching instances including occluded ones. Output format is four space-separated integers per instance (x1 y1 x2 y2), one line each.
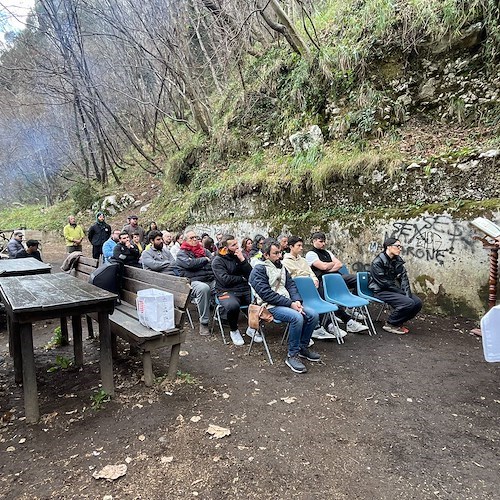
102 227 421 374
7 231 43 261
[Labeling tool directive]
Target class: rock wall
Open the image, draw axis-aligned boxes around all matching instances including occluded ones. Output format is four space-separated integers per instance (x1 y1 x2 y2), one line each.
191 210 499 319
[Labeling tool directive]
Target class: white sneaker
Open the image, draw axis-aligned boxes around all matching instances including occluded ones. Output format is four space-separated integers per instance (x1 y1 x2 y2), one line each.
230 330 245 346
308 338 315 347
311 326 336 340
246 327 263 343
327 323 348 338
346 319 369 333
348 309 366 321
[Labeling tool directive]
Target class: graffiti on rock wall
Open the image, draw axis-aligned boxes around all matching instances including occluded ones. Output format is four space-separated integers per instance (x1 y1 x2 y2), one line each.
385 215 471 265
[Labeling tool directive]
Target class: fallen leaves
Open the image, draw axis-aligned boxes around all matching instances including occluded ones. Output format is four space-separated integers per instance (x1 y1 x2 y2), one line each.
281 397 297 404
92 464 127 481
206 424 231 439
190 416 202 423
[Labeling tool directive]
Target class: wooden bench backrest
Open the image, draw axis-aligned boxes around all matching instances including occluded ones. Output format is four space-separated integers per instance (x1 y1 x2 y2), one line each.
71 258 191 329
121 266 191 328
71 256 99 281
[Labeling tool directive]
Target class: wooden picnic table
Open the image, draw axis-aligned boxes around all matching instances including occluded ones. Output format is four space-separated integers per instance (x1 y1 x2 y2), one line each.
0 257 51 276
0 273 117 423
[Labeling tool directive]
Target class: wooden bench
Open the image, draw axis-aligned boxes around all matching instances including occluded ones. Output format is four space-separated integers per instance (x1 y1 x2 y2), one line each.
68 256 192 386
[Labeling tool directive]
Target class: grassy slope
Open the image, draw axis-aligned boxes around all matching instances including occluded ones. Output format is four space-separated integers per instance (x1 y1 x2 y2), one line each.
1 0 499 231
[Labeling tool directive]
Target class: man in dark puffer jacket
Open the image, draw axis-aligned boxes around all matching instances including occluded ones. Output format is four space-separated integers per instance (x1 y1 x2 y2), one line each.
88 212 111 259
211 234 261 346
175 230 215 335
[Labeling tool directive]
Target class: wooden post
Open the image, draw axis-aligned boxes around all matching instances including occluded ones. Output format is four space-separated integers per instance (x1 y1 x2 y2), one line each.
60 317 69 345
98 311 114 396
143 350 154 386
86 315 94 339
72 315 83 367
167 343 181 379
11 320 22 384
20 323 39 423
488 246 499 309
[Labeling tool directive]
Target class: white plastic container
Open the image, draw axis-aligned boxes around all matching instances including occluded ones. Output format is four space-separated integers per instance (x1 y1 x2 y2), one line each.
136 288 175 332
481 305 500 362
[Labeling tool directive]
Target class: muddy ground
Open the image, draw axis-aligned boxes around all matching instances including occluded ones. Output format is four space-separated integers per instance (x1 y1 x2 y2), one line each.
1 253 500 499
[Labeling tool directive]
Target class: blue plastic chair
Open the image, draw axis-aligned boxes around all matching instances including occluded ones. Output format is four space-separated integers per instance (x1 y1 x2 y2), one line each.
322 274 375 336
337 264 349 275
356 272 386 323
293 276 344 344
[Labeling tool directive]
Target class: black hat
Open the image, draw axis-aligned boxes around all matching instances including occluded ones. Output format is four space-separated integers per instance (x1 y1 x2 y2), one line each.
311 231 326 241
383 237 399 250
129 214 138 219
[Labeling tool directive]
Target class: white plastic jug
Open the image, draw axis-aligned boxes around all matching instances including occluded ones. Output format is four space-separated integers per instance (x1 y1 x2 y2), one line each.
481 305 500 362
136 288 175 332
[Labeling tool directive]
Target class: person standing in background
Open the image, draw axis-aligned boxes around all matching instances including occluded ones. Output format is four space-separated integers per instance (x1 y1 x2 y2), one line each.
63 215 85 253
87 212 111 259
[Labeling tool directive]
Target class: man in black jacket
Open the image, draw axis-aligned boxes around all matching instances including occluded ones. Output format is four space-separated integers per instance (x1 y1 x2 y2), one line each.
110 232 141 268
211 234 259 346
88 212 111 260
175 230 215 335
369 237 422 334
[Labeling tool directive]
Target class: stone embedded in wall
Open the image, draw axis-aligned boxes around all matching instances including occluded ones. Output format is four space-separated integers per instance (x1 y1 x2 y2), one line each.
289 125 324 154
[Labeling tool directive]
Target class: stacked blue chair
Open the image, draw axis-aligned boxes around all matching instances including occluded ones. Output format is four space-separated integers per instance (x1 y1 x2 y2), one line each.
356 271 386 323
322 274 376 336
293 276 344 344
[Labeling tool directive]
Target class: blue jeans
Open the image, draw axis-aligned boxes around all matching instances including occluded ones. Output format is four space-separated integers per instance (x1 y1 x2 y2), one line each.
271 305 319 357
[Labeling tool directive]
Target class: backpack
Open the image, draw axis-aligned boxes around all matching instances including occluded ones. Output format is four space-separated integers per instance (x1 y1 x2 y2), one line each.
89 261 122 297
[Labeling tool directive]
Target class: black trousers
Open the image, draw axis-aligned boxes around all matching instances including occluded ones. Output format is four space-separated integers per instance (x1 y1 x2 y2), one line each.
374 291 423 326
318 273 357 323
217 290 252 331
92 244 103 259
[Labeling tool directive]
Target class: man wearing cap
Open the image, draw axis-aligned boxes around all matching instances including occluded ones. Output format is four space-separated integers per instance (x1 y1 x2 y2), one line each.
122 215 145 244
63 215 85 253
7 231 24 258
305 231 368 337
88 212 111 259
15 240 43 262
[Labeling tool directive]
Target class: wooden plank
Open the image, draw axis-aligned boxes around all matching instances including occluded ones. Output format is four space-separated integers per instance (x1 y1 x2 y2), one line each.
121 276 190 310
0 258 51 276
98 311 114 397
79 256 99 267
117 299 184 328
74 262 98 276
123 267 191 298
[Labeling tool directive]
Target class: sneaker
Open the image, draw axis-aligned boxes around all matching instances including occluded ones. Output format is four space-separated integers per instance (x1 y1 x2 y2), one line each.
230 330 245 346
311 326 336 340
346 319 369 333
308 338 315 347
199 323 210 336
327 323 348 338
246 327 263 343
285 354 307 374
347 309 366 321
298 347 321 362
382 323 409 335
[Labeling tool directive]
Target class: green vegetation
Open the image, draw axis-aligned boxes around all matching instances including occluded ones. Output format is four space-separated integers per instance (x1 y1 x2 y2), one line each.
47 355 73 373
90 388 110 410
175 371 197 385
44 326 64 350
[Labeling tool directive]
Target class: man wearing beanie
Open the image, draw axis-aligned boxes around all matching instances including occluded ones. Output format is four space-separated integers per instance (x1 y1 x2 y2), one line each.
369 237 423 334
88 212 111 259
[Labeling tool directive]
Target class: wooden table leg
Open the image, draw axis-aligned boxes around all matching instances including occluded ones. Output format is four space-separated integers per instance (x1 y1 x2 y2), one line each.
60 317 69 346
8 315 13 357
12 320 22 384
86 315 94 339
167 343 181 379
72 315 83 367
20 323 39 423
98 311 114 396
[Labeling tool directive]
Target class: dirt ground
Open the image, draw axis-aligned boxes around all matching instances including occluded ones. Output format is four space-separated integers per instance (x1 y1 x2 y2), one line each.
1 254 500 499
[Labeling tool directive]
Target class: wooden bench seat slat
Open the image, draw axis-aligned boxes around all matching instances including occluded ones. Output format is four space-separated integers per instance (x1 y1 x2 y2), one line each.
79 256 99 267
123 267 191 295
